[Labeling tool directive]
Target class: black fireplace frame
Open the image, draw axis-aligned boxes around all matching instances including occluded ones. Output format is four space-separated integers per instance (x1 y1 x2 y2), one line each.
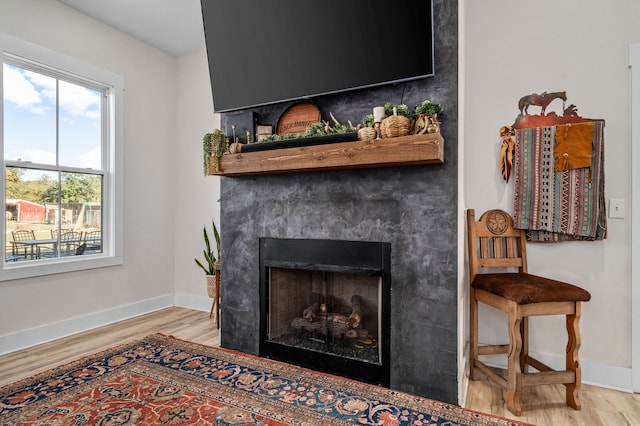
259 237 391 387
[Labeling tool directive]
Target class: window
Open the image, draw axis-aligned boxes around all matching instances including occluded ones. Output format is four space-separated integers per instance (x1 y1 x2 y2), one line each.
1 35 123 280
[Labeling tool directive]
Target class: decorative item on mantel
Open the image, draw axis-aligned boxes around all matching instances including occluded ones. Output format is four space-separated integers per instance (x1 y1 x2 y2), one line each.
372 106 385 140
252 111 356 148
356 113 377 141
413 100 443 135
229 125 243 154
202 130 226 175
380 103 411 138
276 102 321 136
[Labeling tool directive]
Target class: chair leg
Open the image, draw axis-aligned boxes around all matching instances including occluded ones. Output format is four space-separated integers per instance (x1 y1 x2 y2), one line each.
507 302 523 416
520 317 529 373
469 288 479 380
566 302 583 410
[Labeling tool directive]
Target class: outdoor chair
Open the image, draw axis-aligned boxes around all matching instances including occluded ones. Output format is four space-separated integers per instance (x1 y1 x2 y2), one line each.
466 208 591 416
60 231 83 256
11 230 36 258
83 230 102 253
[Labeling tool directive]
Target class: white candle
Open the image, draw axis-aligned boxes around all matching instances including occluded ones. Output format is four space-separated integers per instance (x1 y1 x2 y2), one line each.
373 106 385 123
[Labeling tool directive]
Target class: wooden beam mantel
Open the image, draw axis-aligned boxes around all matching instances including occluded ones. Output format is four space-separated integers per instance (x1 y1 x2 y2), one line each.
210 133 444 176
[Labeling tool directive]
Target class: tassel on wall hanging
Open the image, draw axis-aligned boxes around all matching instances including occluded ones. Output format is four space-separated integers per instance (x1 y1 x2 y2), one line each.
503 91 607 242
499 125 515 182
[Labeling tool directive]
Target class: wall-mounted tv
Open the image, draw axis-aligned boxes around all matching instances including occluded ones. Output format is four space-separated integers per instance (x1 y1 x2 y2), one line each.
201 0 434 113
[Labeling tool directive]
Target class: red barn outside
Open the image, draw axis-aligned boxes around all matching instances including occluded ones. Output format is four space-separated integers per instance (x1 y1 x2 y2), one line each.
6 199 46 223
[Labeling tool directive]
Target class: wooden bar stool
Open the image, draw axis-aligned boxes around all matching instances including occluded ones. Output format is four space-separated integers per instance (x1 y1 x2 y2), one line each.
466 209 591 415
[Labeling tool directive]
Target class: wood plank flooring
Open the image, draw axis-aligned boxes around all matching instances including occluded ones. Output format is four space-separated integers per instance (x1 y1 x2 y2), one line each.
466 373 640 425
0 307 219 388
1 307 639 425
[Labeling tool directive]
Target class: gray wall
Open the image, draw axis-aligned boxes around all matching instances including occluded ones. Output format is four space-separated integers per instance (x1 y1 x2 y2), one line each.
220 0 458 403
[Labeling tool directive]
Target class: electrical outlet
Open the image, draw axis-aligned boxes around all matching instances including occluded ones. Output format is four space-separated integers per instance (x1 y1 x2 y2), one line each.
609 198 625 219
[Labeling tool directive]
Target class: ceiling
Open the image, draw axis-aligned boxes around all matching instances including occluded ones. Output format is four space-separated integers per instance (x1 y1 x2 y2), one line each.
56 0 205 57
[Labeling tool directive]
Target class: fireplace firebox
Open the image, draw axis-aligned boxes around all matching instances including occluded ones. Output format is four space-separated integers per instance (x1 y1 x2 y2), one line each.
259 237 391 386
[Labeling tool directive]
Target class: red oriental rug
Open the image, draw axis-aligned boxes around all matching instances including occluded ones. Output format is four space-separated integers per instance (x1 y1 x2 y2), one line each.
0 334 528 425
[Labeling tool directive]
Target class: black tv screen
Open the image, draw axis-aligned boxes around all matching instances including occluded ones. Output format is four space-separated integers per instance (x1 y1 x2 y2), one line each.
201 0 434 113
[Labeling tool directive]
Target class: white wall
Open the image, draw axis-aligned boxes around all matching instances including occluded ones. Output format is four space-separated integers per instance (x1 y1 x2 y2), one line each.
0 0 178 352
463 0 639 390
173 50 221 309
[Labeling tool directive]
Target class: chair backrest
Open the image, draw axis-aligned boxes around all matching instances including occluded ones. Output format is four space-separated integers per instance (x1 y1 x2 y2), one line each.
60 231 82 242
466 209 528 282
83 230 101 244
12 230 35 241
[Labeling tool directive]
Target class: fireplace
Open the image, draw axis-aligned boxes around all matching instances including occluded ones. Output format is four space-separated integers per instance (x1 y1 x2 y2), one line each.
259 237 391 386
219 0 458 403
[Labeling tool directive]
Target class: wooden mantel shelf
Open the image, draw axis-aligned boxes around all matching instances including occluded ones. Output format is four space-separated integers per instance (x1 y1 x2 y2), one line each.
210 133 444 176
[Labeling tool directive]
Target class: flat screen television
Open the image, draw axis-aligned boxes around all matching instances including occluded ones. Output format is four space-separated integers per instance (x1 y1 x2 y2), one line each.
201 0 434 113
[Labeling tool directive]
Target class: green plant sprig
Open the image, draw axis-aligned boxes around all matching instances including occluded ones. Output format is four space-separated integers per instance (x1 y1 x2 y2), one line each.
203 130 226 174
384 102 411 118
414 100 443 117
361 113 375 128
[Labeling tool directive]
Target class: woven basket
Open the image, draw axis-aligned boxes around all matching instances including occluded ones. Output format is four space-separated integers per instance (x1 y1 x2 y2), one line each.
206 275 217 298
357 127 377 141
380 115 410 138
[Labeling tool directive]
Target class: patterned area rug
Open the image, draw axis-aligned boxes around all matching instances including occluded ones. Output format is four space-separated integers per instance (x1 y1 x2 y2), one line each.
0 334 527 425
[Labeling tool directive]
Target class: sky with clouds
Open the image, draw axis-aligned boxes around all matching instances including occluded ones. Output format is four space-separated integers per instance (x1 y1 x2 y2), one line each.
3 63 102 176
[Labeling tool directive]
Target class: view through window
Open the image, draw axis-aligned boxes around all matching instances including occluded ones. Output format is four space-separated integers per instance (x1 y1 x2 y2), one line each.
3 60 105 264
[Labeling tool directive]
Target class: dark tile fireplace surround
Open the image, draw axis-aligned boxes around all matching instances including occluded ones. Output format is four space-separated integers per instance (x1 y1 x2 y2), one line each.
219 0 458 404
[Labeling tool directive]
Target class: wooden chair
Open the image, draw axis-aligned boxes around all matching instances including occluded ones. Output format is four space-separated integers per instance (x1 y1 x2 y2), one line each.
466 209 591 416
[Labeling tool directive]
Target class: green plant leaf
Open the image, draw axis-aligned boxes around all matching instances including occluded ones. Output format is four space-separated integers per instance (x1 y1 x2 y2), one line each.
212 220 221 261
195 219 221 275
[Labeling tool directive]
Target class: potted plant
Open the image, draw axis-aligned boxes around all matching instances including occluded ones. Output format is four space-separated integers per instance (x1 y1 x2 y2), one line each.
413 100 443 134
202 130 226 175
414 99 443 117
195 220 221 320
357 113 377 140
383 102 411 119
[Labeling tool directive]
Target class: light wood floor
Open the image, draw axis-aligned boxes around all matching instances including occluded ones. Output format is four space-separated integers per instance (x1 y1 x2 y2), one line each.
466 371 640 425
1 307 639 425
0 307 219 388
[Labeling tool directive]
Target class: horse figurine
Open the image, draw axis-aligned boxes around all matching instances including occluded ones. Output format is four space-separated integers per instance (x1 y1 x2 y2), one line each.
518 91 567 116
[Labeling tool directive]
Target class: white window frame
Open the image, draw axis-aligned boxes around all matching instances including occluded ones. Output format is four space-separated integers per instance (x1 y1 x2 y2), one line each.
0 34 123 280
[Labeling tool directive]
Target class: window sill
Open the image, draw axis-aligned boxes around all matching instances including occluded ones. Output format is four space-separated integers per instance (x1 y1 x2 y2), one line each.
1 255 123 281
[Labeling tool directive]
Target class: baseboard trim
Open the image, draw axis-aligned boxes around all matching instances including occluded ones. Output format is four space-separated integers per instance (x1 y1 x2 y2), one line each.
174 293 211 313
0 295 174 355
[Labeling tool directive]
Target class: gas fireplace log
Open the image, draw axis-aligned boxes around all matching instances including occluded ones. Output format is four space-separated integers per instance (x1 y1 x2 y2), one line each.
326 314 357 337
293 294 366 338
303 292 323 322
291 317 323 332
291 317 307 329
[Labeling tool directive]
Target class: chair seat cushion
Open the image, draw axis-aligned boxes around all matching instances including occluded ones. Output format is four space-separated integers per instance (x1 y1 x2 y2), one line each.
472 273 591 304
